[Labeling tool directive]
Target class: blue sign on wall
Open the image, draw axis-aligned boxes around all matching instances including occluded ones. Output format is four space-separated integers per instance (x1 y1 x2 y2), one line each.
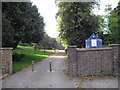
86 33 102 48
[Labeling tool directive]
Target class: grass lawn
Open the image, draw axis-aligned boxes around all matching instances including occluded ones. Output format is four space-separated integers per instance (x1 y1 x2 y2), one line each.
12 45 56 73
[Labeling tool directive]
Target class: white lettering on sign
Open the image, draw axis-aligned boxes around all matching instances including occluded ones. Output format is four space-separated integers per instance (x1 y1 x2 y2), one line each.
91 39 97 47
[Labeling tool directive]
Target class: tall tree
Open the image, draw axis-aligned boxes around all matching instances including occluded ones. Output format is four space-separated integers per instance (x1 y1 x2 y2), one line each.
38 33 52 50
2 2 45 49
56 2 99 48
108 1 120 44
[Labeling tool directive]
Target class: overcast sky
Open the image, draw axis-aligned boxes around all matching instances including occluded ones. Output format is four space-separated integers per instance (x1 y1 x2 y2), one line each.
30 0 119 38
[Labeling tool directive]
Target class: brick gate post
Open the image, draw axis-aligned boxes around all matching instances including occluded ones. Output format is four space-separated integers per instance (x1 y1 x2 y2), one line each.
1 48 13 76
68 46 78 76
111 44 120 76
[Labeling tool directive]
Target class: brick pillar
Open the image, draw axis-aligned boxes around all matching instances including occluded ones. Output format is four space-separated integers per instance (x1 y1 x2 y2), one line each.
68 46 78 76
1 48 13 75
0 50 2 78
110 44 120 76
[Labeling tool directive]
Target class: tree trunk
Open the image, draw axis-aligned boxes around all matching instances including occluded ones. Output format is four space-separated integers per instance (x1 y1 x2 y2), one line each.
13 41 20 50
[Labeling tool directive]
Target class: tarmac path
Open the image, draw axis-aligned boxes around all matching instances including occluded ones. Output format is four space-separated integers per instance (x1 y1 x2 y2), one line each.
2 50 119 89
2 50 75 88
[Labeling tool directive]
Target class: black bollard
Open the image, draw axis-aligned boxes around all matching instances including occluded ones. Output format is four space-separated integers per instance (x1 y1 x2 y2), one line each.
49 60 52 71
32 61 34 72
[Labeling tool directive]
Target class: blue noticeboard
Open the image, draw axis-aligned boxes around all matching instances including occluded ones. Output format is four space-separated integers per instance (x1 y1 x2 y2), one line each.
86 33 102 48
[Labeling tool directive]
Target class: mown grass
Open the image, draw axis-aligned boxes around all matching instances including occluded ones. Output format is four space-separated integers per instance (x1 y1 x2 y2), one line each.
85 74 114 77
100 74 114 76
12 45 56 73
102 45 111 47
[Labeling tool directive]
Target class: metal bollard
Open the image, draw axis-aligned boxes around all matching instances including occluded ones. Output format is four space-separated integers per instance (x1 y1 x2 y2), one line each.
32 61 34 72
49 60 52 71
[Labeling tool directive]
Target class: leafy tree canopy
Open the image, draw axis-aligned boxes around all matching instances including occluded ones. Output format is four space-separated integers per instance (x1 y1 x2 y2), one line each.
56 2 100 48
2 2 45 49
108 1 120 44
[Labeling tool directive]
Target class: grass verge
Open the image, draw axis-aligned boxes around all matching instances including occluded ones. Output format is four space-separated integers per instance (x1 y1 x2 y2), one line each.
12 45 56 73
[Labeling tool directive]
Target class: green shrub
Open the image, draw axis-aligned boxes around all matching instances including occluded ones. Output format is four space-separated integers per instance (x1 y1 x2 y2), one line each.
13 53 26 62
12 45 56 73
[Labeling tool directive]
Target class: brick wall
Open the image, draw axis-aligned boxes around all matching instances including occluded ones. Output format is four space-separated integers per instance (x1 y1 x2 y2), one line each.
1 48 13 76
68 44 120 76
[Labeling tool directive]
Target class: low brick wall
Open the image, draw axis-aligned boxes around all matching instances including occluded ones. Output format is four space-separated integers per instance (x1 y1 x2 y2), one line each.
1 48 13 76
68 44 120 76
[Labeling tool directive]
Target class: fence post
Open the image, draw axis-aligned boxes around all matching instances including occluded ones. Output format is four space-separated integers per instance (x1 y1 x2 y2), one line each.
68 46 77 76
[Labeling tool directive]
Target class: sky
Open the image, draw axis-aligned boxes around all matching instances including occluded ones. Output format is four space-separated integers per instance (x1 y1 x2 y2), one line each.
30 0 119 38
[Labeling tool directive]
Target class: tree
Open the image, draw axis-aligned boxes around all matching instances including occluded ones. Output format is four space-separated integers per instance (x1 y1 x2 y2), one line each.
96 15 111 45
2 2 45 49
50 38 57 49
98 2 120 45
108 1 120 44
38 33 52 50
56 2 100 48
2 13 14 47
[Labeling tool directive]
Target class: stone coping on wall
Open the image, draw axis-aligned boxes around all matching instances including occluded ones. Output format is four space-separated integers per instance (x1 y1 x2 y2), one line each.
110 44 120 46
0 48 13 50
76 47 112 51
68 46 77 48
